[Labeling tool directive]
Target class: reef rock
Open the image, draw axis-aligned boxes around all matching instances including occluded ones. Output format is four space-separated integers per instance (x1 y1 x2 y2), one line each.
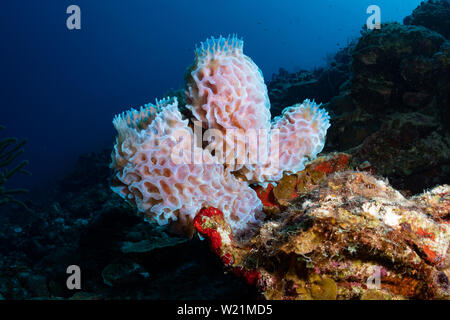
267 20 450 195
351 23 447 114
194 154 450 300
323 22 450 194
404 0 450 40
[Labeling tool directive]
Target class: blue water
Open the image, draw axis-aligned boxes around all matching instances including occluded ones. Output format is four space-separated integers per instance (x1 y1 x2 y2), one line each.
0 0 422 190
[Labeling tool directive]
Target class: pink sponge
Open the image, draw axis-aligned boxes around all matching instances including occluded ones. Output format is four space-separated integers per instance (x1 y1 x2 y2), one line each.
186 35 271 131
185 35 330 184
111 98 263 234
273 99 330 174
185 35 271 173
242 99 331 183
110 35 330 236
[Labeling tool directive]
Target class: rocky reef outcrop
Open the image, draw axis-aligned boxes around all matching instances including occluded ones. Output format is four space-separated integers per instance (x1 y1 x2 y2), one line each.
330 23 450 194
268 12 450 195
268 45 353 117
404 0 450 40
195 154 450 300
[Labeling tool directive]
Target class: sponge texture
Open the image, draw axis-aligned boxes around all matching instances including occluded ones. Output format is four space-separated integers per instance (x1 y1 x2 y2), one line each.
238 99 331 184
111 98 263 233
185 35 271 173
186 35 271 131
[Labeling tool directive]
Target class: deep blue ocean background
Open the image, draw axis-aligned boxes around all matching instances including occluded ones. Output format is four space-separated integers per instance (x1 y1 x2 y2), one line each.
0 0 423 192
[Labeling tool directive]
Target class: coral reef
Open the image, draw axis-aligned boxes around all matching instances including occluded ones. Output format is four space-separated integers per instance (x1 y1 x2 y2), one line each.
267 23 450 194
404 0 450 39
0 125 30 210
330 23 450 194
268 13 450 195
1 1 449 301
194 154 450 300
111 35 330 236
350 23 446 114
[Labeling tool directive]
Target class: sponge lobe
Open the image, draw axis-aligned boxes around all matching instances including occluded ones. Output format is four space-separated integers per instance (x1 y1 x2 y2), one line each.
186 35 271 131
185 36 271 173
272 99 331 175
238 100 331 184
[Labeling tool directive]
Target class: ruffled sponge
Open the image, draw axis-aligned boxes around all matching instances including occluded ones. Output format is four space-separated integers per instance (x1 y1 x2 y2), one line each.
186 35 271 173
185 35 330 184
111 98 263 234
273 99 330 173
110 35 330 236
241 99 331 183
186 35 271 131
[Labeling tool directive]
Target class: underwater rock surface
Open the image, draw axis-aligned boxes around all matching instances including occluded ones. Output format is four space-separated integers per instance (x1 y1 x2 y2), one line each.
338 22 449 194
269 19 450 195
195 154 450 300
404 0 450 39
